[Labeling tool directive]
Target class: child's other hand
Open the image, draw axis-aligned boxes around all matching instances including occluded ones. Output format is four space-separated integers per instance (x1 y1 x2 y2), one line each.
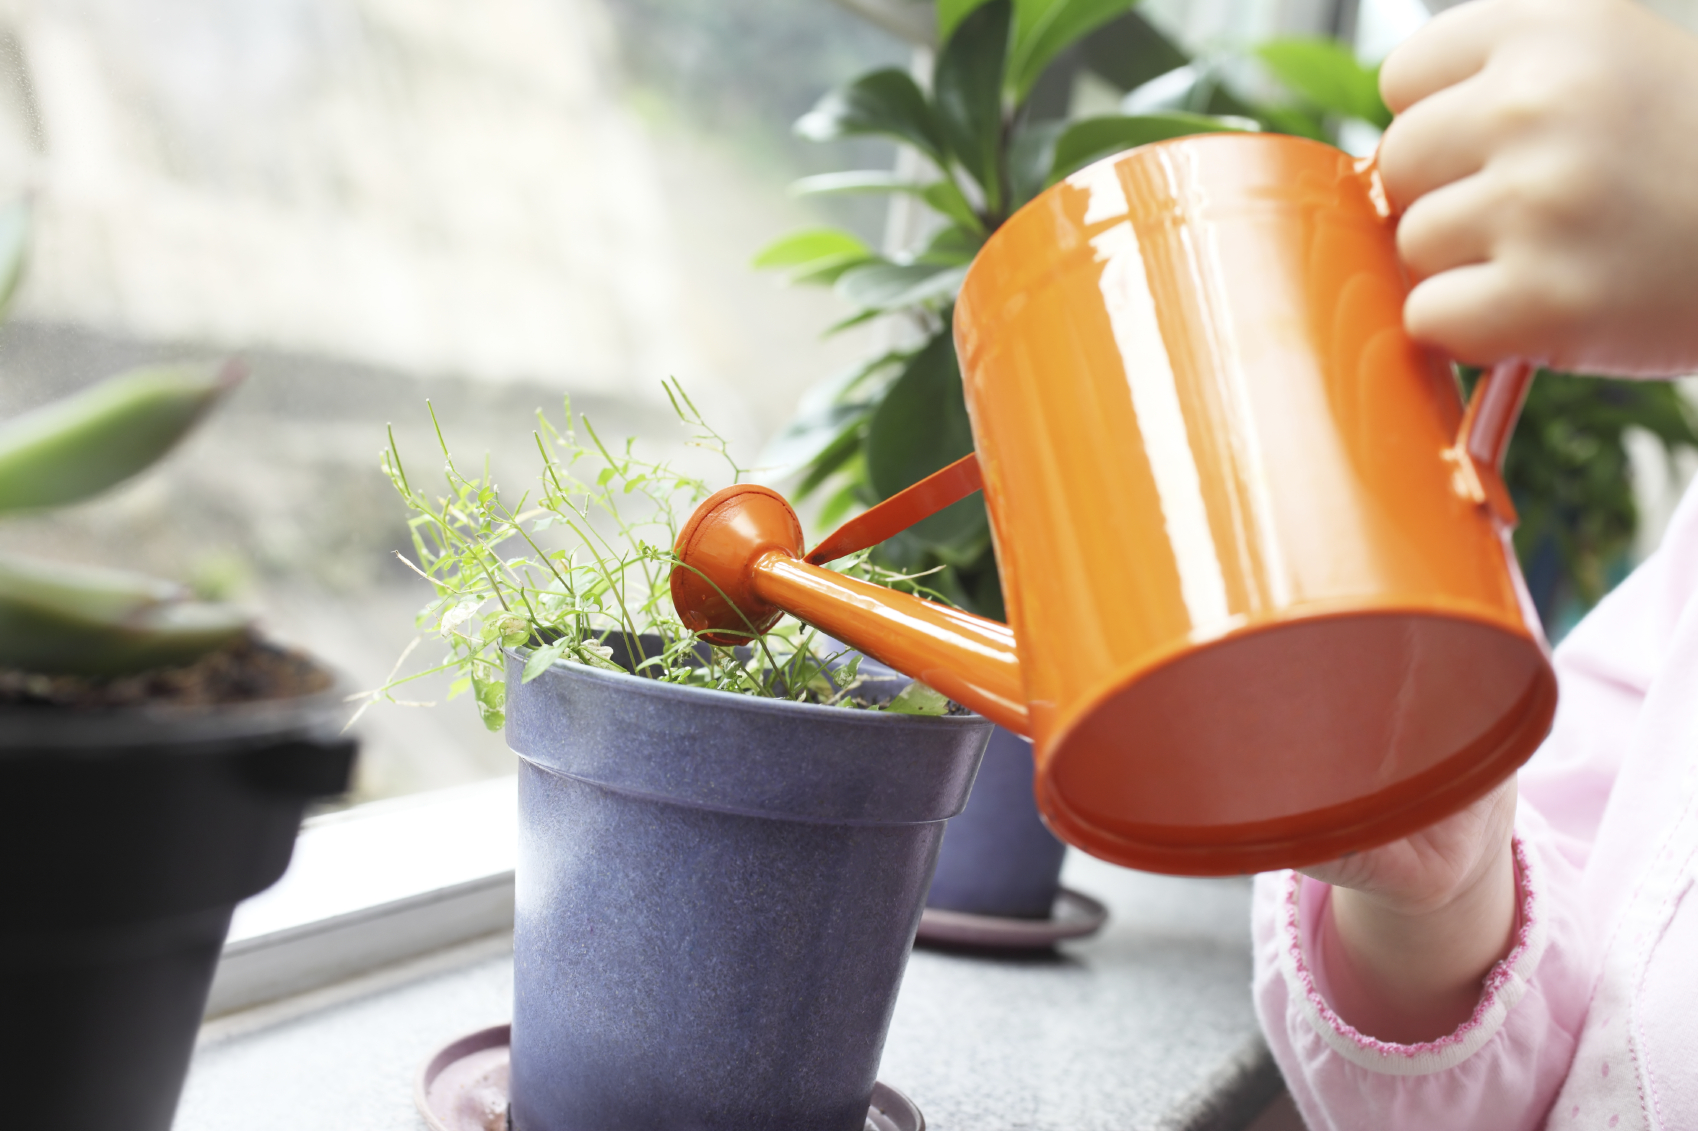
1378 0 1698 376
1300 780 1519 1042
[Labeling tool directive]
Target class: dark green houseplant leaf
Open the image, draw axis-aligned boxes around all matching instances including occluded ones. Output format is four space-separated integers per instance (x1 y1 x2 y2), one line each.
1255 37 1391 128
934 0 1012 214
1007 0 1135 102
796 68 950 168
1048 111 1255 184
864 330 990 563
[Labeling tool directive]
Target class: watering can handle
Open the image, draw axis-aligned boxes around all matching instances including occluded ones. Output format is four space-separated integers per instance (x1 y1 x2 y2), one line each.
804 453 984 566
1355 153 1535 527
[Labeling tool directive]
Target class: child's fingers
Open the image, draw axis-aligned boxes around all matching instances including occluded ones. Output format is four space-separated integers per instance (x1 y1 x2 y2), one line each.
1396 172 1497 281
1404 261 1534 366
1379 0 1505 113
1378 75 1496 210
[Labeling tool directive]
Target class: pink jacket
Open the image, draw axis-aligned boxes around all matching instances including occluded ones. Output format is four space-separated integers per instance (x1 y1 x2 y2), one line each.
1254 479 1698 1131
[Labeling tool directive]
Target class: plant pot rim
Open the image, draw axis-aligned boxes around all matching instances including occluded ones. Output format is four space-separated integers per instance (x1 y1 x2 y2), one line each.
509 646 988 731
506 648 992 826
0 667 353 753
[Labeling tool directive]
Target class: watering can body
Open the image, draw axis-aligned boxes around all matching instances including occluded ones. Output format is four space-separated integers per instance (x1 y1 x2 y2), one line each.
675 133 1556 876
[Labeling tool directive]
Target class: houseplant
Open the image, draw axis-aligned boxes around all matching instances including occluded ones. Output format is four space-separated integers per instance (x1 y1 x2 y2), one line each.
380 387 991 1128
761 0 1697 916
0 219 356 1131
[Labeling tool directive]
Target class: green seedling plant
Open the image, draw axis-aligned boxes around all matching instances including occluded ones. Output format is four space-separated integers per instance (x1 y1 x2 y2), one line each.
0 203 248 679
371 380 956 731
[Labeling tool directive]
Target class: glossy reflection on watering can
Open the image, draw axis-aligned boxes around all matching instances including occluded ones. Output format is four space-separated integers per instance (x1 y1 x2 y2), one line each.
673 133 1557 876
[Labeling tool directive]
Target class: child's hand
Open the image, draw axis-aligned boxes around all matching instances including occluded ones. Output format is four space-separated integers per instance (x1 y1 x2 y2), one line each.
1300 781 1519 1043
1378 0 1698 376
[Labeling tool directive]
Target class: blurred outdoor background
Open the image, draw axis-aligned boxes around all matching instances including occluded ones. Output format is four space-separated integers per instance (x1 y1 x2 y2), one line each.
2 0 1694 802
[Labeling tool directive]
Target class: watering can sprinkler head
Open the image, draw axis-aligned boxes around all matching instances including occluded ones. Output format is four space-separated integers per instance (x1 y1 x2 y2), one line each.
670 484 803 646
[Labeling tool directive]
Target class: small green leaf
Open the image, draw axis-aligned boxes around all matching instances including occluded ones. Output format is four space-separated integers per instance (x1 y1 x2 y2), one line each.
1048 112 1255 184
0 361 242 515
886 679 951 716
1255 37 1391 128
935 0 1011 211
796 69 949 166
521 639 569 683
1008 0 1135 103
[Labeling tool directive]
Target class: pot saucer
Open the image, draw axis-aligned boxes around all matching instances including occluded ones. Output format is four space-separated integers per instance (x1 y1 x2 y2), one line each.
915 887 1109 951
416 1024 924 1131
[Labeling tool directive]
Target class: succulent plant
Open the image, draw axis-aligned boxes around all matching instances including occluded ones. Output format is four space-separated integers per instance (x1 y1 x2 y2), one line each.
0 202 248 679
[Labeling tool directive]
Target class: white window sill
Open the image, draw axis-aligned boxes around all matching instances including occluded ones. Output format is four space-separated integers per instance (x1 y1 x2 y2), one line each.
205 776 517 1018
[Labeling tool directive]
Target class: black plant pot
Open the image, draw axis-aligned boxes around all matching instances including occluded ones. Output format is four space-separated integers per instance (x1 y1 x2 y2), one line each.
925 725 1067 919
0 688 356 1131
503 646 992 1131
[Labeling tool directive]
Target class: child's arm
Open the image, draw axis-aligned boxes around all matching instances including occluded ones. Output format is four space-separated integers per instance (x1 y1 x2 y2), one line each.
1304 0 1698 1048
1379 0 1698 376
1302 782 1518 1042
1253 1 1698 1125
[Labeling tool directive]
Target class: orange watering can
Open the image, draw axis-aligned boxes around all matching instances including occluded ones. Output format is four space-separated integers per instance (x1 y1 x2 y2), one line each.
672 133 1556 876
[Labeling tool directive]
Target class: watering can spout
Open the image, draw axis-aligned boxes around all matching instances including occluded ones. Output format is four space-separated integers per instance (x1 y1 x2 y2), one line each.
669 458 1029 733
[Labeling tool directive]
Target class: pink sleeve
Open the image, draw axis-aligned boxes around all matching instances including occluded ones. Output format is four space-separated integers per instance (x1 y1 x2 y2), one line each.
1250 488 1698 1130
1253 815 1592 1131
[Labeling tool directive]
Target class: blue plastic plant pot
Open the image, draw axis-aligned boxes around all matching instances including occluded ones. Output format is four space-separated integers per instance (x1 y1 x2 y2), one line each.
925 726 1068 919
503 647 991 1131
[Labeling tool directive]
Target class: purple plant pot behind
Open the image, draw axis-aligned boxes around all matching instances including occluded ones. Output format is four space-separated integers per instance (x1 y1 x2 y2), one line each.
925 725 1068 919
836 648 1066 920
503 645 991 1131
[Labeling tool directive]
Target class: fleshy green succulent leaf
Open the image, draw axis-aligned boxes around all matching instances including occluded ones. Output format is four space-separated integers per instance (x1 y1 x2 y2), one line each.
0 196 30 323
886 679 951 716
0 553 248 677
1007 0 1135 103
752 228 875 286
935 0 1011 212
1255 37 1391 128
863 330 990 563
0 360 242 515
796 69 949 167
1048 112 1257 184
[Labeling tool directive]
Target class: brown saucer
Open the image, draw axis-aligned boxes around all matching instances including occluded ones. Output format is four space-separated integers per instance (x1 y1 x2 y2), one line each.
916 887 1109 950
416 1024 924 1131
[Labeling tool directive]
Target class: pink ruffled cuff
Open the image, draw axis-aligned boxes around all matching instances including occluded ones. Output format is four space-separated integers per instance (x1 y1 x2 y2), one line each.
1275 835 1549 1076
